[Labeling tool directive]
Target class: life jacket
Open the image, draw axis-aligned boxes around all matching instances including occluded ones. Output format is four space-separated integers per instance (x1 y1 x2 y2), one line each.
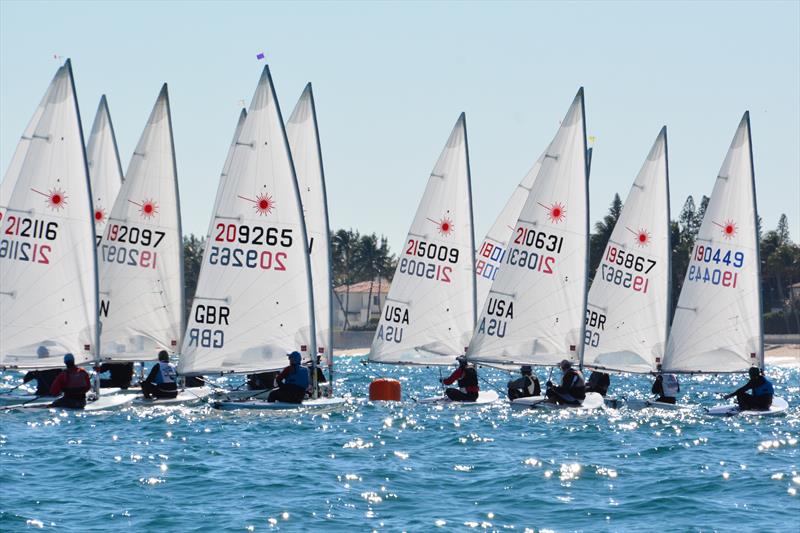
458 366 479 392
753 377 774 397
557 368 585 400
524 375 539 396
61 368 90 399
283 364 309 389
153 362 177 385
662 374 680 397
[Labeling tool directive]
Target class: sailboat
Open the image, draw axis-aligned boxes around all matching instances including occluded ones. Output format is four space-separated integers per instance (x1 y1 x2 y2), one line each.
582 128 673 408
368 113 497 404
87 96 124 238
0 60 131 411
177 66 342 410
95 85 210 405
285 83 334 397
663 112 788 416
466 89 602 410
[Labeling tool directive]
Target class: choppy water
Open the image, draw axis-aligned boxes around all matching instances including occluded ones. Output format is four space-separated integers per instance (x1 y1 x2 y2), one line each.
0 357 798 532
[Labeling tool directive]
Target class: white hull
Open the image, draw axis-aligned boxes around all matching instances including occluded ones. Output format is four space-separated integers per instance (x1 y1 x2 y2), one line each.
416 390 499 405
624 398 682 411
213 396 347 411
706 396 789 417
132 386 214 406
0 393 134 411
512 392 604 411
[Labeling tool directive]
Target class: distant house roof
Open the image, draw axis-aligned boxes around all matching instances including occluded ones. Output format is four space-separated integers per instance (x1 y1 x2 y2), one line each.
790 282 800 288
334 278 390 294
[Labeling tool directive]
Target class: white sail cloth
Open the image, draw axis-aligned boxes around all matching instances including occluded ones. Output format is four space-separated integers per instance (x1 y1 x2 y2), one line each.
97 85 184 361
369 114 476 365
86 96 124 232
286 84 333 365
179 66 315 375
0 60 99 369
468 89 589 367
583 128 671 373
664 113 762 373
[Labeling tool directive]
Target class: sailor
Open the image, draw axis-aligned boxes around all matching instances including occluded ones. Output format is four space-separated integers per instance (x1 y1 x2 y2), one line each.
586 371 611 397
246 371 278 390
651 367 680 404
440 356 480 402
507 365 540 400
23 369 62 397
141 351 179 400
545 360 586 405
93 362 135 389
268 351 309 404
723 367 773 411
305 355 328 398
49 353 92 409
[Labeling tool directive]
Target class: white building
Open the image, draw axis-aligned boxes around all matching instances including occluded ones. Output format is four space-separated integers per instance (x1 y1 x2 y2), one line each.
333 278 390 330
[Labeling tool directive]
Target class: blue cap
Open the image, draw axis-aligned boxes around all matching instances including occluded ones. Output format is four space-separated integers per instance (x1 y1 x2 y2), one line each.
63 353 75 365
288 351 301 364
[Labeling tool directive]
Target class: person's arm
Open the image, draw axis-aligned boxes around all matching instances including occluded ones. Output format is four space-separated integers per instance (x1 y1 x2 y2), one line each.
508 377 524 389
49 372 65 396
723 380 752 400
442 368 463 385
275 367 290 385
143 364 159 384
79 370 92 393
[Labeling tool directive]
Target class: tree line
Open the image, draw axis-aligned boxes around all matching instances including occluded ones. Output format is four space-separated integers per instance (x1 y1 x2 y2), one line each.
183 201 799 333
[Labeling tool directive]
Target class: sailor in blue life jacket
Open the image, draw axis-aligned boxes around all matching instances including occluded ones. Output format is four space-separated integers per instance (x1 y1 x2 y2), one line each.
652 366 680 404
723 366 774 411
440 356 480 402
49 353 92 408
545 360 586 405
507 365 541 400
586 371 611 397
268 351 309 404
141 350 179 400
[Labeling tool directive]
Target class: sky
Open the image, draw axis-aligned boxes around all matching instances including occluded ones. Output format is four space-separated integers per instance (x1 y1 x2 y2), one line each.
1 1 798 252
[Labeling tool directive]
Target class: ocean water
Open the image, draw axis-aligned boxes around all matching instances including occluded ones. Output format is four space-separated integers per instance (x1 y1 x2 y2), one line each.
0 357 798 532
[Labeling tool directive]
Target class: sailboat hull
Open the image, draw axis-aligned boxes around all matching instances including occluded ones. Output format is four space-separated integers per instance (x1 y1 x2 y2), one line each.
706 396 789 417
213 397 347 411
416 390 499 405
131 386 214 406
1 393 134 411
512 392 604 410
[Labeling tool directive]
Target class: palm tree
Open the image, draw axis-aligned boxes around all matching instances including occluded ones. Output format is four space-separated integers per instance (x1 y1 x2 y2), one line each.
332 229 360 330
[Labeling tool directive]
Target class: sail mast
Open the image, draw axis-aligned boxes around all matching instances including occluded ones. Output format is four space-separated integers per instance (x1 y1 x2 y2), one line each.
67 59 101 380
578 88 590 371
663 126 672 366
744 112 764 370
462 113 478 333
306 83 336 394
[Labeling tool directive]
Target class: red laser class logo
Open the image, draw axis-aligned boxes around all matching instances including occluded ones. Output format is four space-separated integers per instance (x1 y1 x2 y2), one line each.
427 215 454 237
238 192 275 216
31 187 67 211
713 219 737 240
627 226 651 247
94 206 107 224
539 201 566 224
129 198 159 219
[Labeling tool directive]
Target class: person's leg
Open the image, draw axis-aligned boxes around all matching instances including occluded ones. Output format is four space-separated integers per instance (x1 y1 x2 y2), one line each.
735 391 754 410
746 394 771 410
655 396 676 404
154 386 178 399
445 388 469 401
464 391 479 402
554 391 580 406
141 382 156 399
508 388 521 400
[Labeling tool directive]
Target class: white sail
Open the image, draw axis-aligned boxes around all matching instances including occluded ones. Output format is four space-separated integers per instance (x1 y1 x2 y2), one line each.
0 60 99 369
664 113 762 373
212 108 247 220
583 127 671 373
178 66 316 375
86 95 124 232
369 114 476 365
286 84 333 366
475 154 543 310
467 89 588 367
97 85 184 362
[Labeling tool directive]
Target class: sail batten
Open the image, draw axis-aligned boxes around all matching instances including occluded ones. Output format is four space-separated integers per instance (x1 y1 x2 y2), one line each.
467 90 589 367
663 113 761 373
369 114 476 366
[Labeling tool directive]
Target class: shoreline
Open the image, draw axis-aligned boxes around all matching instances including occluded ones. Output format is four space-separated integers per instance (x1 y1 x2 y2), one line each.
334 344 800 367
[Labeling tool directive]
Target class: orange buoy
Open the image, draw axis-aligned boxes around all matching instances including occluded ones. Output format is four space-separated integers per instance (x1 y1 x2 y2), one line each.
369 378 402 401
